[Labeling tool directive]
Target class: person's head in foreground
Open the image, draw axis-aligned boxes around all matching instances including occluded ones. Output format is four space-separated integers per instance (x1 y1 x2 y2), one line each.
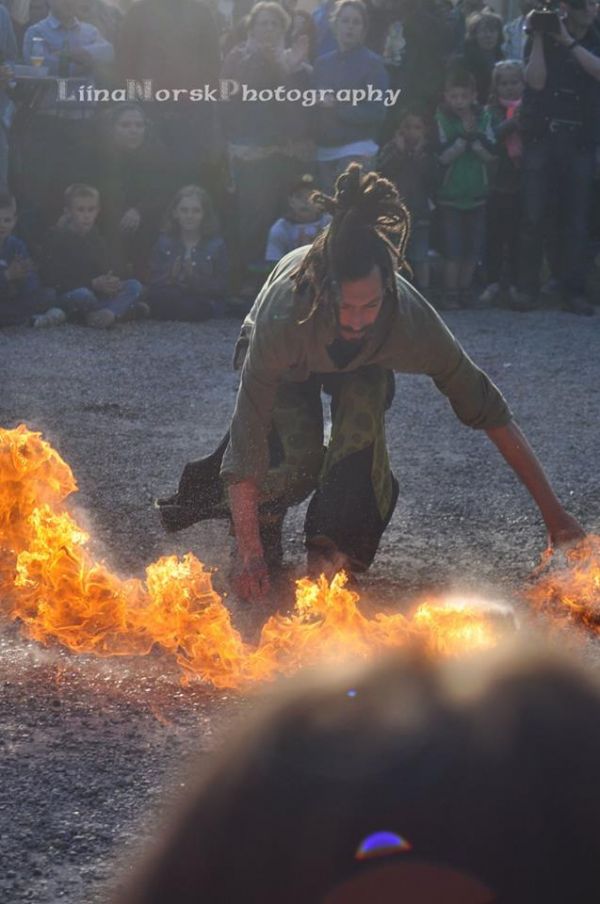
292 164 411 343
116 642 600 903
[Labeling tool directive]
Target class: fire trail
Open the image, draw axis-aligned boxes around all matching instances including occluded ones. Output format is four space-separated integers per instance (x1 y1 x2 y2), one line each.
1 425 598 689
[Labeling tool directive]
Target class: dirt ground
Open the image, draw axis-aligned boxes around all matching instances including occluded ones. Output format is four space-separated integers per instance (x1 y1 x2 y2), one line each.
1 306 600 902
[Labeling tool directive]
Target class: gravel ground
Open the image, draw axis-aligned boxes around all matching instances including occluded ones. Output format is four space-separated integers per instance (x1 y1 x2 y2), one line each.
1 307 600 902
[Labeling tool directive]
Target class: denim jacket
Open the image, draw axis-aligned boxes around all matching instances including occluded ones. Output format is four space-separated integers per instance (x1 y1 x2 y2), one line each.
149 234 229 298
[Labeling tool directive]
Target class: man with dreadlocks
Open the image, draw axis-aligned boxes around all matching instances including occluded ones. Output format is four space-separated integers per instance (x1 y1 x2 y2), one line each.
158 164 584 601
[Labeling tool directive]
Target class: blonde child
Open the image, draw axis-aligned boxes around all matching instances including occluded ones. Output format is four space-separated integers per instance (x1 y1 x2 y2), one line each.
39 184 144 329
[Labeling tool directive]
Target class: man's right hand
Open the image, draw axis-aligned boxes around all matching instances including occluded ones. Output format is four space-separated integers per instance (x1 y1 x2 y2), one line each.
228 479 269 601
231 552 270 601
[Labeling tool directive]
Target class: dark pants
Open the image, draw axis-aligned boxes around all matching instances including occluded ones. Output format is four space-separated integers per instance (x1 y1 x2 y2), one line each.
518 133 594 299
486 191 520 286
174 367 399 571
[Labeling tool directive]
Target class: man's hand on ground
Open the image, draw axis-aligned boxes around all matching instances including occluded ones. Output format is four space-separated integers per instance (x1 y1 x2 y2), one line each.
547 511 587 549
231 553 270 601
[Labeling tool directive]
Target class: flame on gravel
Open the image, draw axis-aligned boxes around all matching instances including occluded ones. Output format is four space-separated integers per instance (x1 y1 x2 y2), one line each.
0 426 531 689
526 536 600 630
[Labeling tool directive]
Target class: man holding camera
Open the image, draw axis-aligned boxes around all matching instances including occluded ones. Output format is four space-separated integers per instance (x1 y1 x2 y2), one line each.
515 0 600 316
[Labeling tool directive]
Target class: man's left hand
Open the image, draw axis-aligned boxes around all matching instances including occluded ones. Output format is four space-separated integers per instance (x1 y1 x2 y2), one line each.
547 511 587 548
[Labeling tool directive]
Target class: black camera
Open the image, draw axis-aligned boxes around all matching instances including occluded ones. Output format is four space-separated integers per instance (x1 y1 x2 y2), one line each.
528 1 561 34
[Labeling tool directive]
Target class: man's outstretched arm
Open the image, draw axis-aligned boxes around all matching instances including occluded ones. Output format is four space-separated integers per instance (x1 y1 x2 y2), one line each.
229 480 270 601
486 421 586 547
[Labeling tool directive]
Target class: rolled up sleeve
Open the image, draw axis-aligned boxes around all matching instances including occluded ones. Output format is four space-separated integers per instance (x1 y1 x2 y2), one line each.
393 281 513 429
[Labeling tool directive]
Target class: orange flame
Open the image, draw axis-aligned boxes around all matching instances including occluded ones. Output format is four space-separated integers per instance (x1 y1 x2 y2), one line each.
526 536 600 630
0 425 527 689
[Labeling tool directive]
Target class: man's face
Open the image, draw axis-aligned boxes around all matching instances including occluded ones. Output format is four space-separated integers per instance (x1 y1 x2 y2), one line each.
337 266 384 342
0 205 16 241
49 0 78 22
563 0 598 28
67 196 99 234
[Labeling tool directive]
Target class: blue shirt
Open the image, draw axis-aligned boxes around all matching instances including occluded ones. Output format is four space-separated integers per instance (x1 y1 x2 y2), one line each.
312 0 337 58
265 214 331 263
0 235 40 299
23 14 114 76
23 14 114 115
312 45 389 147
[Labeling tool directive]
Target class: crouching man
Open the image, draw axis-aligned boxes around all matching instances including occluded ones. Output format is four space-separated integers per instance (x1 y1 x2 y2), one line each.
159 165 584 600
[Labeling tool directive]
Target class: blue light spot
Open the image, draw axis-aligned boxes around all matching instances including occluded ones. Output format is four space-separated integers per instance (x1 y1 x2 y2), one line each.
355 831 412 860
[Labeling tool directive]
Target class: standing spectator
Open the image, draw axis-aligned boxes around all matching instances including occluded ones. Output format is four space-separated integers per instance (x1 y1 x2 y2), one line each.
514 0 600 315
2 0 47 43
481 59 525 306
435 65 496 308
146 185 229 322
400 0 461 111
0 4 17 192
451 0 484 53
74 0 122 43
222 1 312 276
313 0 388 194
88 103 170 278
23 0 115 79
39 183 144 328
463 8 505 104
117 0 222 192
377 109 437 290
503 0 538 61
19 0 115 238
265 173 331 264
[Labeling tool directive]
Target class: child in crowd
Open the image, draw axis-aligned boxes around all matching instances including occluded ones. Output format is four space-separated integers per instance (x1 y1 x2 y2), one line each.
265 174 331 265
435 66 496 308
480 60 524 307
0 192 60 329
39 184 145 329
146 185 229 321
376 111 436 292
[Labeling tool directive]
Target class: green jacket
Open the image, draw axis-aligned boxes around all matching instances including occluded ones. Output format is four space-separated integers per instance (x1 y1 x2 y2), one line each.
435 104 496 209
221 247 512 486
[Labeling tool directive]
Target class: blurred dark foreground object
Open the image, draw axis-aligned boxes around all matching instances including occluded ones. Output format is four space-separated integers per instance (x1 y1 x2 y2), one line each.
115 642 600 904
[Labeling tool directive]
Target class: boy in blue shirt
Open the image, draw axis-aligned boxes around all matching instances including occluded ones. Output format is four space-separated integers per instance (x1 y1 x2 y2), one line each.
265 174 331 265
0 193 60 328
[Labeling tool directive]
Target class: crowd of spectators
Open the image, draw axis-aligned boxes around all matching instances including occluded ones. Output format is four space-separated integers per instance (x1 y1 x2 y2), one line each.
1 0 600 328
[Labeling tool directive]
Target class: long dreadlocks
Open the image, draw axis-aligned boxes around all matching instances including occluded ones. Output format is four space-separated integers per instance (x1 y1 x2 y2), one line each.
293 164 411 323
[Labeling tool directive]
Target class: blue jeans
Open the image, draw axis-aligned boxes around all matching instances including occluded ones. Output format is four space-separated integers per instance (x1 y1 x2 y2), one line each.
59 280 143 320
518 133 594 299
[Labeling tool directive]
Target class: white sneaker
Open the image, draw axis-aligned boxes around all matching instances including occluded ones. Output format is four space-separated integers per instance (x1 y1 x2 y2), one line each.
478 283 501 306
32 307 67 328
